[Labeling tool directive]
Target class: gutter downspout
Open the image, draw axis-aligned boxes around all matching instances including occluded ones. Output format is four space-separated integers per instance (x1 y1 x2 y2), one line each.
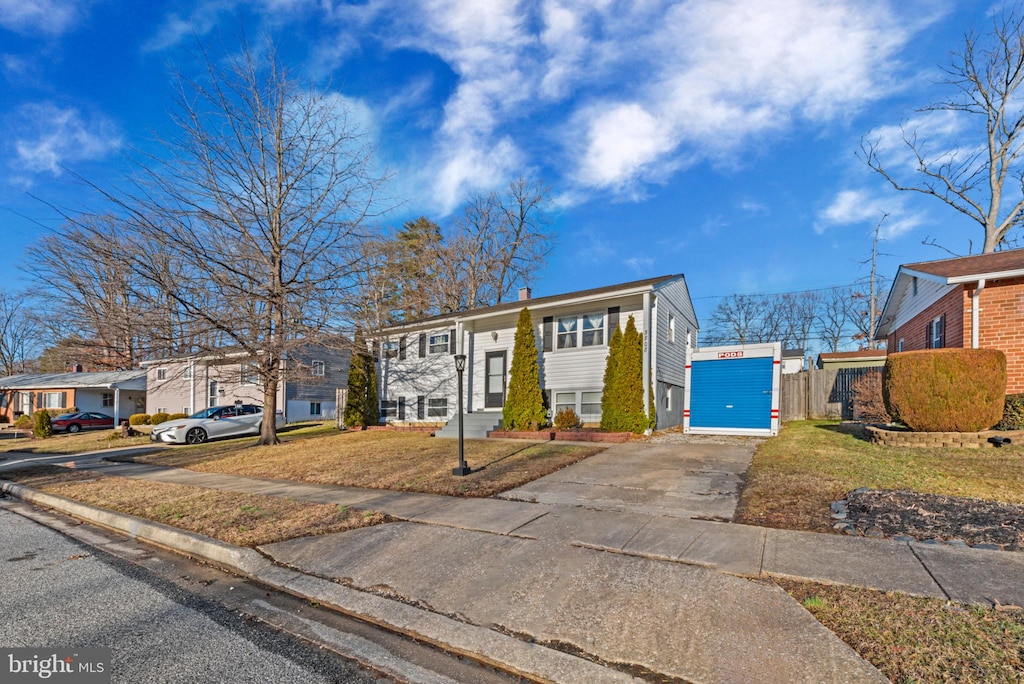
108 384 120 426
642 291 652 433
189 359 196 415
972 278 986 349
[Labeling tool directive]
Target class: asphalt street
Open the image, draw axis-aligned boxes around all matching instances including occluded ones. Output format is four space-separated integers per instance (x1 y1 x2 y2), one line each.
0 507 380 683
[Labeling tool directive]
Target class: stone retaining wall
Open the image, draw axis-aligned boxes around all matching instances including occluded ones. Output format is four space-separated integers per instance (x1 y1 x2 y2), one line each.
865 426 1024 448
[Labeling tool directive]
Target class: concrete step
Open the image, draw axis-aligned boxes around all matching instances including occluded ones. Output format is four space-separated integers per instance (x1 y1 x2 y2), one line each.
435 413 502 439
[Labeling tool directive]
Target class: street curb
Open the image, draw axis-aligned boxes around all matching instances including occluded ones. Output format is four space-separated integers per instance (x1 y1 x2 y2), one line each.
0 479 640 684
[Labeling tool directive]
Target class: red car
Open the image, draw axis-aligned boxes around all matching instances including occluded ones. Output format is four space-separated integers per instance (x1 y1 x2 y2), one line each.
51 412 115 433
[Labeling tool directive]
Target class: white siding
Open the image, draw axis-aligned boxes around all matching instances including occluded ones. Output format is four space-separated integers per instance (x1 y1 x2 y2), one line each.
377 326 458 422
888 279 959 332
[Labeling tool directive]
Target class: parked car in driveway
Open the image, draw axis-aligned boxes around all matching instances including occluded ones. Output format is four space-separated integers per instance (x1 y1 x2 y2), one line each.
51 412 115 433
150 404 285 444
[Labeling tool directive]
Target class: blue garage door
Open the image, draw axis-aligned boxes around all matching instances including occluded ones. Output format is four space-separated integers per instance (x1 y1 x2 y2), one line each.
690 356 773 430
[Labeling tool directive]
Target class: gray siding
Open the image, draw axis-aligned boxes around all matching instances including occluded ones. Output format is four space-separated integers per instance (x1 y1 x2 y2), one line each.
652 276 699 388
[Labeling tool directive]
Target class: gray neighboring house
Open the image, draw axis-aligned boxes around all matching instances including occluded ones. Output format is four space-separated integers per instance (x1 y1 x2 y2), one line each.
0 370 147 425
141 344 349 423
370 275 699 432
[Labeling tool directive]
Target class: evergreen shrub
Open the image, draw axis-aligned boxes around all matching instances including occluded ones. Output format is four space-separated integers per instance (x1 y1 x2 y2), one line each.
167 413 189 421
882 349 1006 432
995 393 1024 430
33 411 52 438
150 412 170 426
129 413 151 426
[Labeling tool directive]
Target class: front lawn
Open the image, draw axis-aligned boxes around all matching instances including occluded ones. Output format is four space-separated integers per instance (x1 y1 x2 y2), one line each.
734 420 1024 532
128 429 606 497
2 465 383 547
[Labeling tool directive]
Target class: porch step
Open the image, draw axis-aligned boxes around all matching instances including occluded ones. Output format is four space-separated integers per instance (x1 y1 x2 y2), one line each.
435 412 503 439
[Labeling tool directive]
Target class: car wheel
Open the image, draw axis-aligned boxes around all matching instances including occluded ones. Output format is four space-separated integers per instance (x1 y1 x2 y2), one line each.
67 424 81 433
185 427 208 444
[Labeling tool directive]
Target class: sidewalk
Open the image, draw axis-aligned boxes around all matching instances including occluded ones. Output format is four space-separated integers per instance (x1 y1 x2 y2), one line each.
4 456 1023 682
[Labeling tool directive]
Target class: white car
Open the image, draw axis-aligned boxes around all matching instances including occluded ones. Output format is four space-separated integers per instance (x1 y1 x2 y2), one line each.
150 404 285 444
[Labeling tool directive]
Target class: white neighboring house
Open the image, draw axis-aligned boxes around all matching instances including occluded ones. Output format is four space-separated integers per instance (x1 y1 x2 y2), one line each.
0 370 147 425
142 344 349 423
370 275 698 433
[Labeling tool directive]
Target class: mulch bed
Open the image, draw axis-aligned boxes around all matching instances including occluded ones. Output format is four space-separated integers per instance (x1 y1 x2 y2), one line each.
845 489 1024 549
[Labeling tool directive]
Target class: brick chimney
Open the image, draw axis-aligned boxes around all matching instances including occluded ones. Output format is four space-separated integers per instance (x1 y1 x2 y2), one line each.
518 286 532 301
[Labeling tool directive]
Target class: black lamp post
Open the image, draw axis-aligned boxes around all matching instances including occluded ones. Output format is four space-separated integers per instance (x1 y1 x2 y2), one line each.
452 354 470 476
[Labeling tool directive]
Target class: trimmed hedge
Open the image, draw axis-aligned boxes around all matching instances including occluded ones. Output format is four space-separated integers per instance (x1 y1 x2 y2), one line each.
167 412 189 421
128 413 151 426
882 349 1006 432
33 411 52 439
150 412 170 426
995 393 1024 430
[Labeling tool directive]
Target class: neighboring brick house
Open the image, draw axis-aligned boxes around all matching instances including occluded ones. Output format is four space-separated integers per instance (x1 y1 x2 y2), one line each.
0 370 147 425
142 344 349 423
874 249 1024 393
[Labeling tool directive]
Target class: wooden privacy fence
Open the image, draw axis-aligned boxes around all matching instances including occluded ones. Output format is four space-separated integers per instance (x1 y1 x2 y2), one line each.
780 367 883 421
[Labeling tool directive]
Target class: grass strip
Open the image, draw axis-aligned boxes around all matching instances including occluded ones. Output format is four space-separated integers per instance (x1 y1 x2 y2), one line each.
779 578 1024 683
2 465 384 547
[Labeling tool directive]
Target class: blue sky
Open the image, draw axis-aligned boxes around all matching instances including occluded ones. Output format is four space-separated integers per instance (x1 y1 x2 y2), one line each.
0 0 1008 350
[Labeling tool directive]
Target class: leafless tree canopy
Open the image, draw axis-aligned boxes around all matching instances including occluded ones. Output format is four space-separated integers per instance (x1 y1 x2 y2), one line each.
34 38 389 444
861 9 1024 253
0 291 41 375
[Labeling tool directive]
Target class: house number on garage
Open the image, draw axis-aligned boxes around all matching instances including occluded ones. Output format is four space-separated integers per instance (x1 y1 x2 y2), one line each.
717 351 744 359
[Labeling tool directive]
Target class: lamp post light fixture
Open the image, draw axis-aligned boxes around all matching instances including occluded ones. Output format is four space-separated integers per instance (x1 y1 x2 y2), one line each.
452 354 470 476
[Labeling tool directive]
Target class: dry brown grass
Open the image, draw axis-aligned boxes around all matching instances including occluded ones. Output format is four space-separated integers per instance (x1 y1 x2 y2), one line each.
2 465 383 547
0 430 152 455
734 421 1024 532
131 429 605 497
779 578 1024 683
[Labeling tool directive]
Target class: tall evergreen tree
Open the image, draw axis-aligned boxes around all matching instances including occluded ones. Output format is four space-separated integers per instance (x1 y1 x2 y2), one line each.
344 332 379 427
600 325 623 431
503 307 547 430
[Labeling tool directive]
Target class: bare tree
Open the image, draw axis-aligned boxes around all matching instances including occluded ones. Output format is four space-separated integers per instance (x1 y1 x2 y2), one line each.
775 290 821 351
0 291 40 375
816 286 856 352
705 294 772 345
69 38 388 445
861 9 1024 253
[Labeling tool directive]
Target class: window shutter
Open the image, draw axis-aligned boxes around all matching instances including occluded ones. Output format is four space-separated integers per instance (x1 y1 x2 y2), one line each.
925 321 932 349
449 329 457 354
608 307 620 335
60 392 67 409
542 316 553 352
398 397 406 420
938 314 946 348
417 396 425 420
372 340 380 360
399 337 407 360
418 333 426 358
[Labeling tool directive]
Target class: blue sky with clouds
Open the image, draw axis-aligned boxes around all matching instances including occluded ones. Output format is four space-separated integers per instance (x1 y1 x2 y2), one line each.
0 0 1009 348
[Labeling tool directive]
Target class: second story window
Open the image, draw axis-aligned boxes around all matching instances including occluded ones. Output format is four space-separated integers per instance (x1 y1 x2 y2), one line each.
311 360 325 376
557 316 577 349
429 333 449 354
581 312 604 347
156 368 167 381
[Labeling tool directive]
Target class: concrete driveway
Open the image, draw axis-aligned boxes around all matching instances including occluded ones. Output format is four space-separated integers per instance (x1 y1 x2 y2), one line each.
497 437 758 521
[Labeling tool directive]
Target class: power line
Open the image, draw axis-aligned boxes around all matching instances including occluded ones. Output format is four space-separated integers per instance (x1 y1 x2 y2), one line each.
692 277 889 301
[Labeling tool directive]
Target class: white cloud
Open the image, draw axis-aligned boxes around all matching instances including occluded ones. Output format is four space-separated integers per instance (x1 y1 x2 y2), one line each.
11 103 122 176
0 0 81 35
816 188 924 238
624 256 655 273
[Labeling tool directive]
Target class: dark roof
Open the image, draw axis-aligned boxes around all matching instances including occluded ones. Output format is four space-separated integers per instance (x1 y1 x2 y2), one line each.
380 274 683 330
818 350 887 361
905 248 1024 279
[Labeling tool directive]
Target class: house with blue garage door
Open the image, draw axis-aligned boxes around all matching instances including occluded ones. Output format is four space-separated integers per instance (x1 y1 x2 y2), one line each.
367 275 699 435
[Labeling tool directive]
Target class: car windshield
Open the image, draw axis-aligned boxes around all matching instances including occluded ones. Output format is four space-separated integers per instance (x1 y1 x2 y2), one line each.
54 413 77 420
188 407 224 419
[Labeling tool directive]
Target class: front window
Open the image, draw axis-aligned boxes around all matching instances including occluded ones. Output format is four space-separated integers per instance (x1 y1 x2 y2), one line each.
310 402 322 416
381 341 399 358
102 393 114 407
897 338 904 352
380 400 397 417
554 392 575 415
582 312 604 347
156 368 167 381
929 317 943 349
557 317 577 349
40 392 64 409
311 360 325 376
580 391 602 422
427 398 448 418
429 333 449 354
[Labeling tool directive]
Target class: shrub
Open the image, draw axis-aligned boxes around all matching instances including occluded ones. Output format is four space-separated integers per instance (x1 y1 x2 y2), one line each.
128 413 151 426
33 411 52 439
503 307 547 431
851 370 891 423
167 412 189 421
601 316 649 434
150 412 170 426
14 414 33 429
995 393 1024 430
553 407 581 430
344 330 379 427
882 349 1006 432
